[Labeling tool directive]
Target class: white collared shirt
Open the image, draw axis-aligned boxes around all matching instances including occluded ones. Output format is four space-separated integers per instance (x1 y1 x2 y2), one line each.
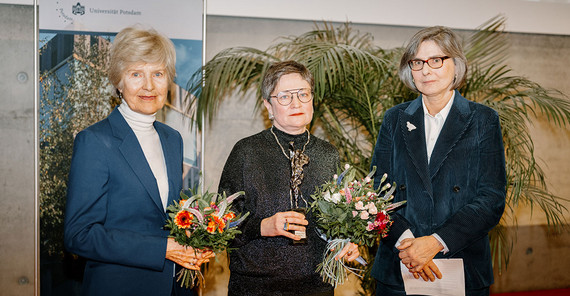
398 92 456 254
422 92 455 163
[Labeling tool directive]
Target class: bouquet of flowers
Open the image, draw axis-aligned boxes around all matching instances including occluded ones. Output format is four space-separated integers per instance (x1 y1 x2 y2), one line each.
309 164 405 287
164 189 248 288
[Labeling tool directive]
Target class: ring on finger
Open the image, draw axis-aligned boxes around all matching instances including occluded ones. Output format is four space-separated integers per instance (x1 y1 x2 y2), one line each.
283 222 289 231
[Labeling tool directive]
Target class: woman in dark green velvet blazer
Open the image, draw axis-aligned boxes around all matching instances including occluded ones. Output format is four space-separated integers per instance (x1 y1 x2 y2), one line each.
370 26 506 296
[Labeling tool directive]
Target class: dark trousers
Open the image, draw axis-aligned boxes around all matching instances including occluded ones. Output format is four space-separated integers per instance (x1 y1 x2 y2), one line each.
375 281 490 296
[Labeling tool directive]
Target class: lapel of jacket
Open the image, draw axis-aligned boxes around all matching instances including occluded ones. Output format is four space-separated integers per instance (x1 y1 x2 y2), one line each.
399 97 433 197
154 122 178 209
109 109 166 216
428 91 474 179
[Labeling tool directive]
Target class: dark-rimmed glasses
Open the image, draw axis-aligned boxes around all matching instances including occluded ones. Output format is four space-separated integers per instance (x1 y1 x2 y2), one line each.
270 88 313 106
408 56 451 71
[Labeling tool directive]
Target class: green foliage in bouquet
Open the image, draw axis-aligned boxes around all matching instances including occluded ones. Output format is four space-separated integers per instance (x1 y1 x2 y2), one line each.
309 165 405 287
165 190 248 252
310 165 404 247
164 189 249 288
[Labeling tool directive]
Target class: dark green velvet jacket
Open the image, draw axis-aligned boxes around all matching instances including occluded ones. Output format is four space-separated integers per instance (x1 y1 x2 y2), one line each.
370 91 506 290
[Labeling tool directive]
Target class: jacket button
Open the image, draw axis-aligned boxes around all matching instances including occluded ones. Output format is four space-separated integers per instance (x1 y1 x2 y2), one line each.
453 186 461 192
400 184 406 191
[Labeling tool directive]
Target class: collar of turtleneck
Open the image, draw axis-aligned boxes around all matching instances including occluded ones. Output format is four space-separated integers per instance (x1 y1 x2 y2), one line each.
118 100 156 133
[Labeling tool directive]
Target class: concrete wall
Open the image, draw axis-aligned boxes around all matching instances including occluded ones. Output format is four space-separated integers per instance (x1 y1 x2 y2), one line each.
0 4 36 295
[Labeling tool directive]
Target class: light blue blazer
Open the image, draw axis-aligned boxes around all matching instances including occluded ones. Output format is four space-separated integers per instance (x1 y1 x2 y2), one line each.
370 91 506 290
64 108 183 296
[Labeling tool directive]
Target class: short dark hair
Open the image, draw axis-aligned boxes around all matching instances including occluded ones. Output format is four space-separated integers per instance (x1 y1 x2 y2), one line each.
399 26 468 92
261 60 314 101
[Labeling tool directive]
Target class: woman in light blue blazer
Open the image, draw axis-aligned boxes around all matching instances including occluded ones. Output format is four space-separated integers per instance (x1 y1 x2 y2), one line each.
370 26 506 296
64 26 211 296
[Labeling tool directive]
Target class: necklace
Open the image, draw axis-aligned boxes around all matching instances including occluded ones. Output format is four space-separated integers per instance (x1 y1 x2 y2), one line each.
270 126 311 209
270 126 310 159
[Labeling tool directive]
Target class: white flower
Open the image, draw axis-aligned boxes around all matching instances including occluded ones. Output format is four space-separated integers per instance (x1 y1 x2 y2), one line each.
344 163 350 170
364 176 371 184
333 174 338 180
324 191 341 204
331 192 342 204
360 211 369 220
355 201 365 210
406 121 416 131
352 211 358 217
323 191 332 202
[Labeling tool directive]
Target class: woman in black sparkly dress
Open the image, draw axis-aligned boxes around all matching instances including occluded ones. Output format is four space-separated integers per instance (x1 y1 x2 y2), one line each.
219 61 360 295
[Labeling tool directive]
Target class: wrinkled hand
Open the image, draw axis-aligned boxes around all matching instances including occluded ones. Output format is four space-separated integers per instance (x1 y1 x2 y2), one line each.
260 211 308 240
165 237 215 270
334 242 360 262
409 259 443 282
398 236 443 273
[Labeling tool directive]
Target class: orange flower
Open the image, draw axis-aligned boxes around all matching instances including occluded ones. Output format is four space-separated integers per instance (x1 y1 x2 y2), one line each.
214 215 226 232
206 220 216 233
178 199 187 207
223 212 236 220
174 211 193 229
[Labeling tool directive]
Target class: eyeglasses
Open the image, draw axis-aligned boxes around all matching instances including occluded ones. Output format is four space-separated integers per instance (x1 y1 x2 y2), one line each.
408 56 451 71
270 88 313 106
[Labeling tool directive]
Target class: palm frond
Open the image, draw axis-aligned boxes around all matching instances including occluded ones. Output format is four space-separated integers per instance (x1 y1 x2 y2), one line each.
186 47 278 129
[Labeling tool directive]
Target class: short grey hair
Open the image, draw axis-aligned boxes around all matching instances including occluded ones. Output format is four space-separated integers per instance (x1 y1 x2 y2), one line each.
261 60 314 102
399 26 468 92
108 26 176 93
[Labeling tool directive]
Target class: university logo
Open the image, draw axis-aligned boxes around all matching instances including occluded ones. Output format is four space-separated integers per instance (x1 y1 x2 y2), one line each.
72 2 85 15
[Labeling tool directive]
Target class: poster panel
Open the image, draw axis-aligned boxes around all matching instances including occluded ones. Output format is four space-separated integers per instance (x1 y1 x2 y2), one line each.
39 0 203 184
38 2 203 281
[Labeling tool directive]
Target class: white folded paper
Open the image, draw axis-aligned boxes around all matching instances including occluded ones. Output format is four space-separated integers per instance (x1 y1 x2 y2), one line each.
400 258 465 296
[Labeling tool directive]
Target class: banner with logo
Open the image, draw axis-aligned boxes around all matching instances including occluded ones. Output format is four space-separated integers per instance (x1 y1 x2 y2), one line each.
39 0 202 40
39 0 203 185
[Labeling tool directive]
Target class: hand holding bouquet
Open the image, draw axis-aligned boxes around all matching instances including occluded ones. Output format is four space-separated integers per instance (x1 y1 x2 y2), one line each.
164 189 248 288
310 164 405 286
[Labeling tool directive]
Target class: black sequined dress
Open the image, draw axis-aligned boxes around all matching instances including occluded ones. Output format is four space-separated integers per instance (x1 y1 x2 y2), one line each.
219 127 340 296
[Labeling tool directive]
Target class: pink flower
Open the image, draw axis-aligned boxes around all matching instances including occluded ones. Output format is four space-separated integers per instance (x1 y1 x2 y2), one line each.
352 211 358 217
355 201 365 210
367 203 378 215
345 188 352 202
360 211 369 220
366 222 374 231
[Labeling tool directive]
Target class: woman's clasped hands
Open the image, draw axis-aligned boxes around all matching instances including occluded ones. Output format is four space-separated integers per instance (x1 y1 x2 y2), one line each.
397 236 444 282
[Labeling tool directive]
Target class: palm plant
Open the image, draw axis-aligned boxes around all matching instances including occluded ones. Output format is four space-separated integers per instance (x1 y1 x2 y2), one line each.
185 16 569 294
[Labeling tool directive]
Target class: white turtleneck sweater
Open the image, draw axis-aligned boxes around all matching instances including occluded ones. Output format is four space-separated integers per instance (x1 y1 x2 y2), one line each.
118 101 169 211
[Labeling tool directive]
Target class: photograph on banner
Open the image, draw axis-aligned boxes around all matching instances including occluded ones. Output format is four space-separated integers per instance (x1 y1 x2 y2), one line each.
39 0 203 180
38 1 203 294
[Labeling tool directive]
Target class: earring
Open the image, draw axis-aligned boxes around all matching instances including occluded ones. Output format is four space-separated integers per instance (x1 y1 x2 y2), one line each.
268 113 274 120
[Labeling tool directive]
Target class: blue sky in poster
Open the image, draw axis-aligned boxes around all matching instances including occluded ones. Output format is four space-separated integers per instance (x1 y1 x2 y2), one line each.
172 39 202 90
